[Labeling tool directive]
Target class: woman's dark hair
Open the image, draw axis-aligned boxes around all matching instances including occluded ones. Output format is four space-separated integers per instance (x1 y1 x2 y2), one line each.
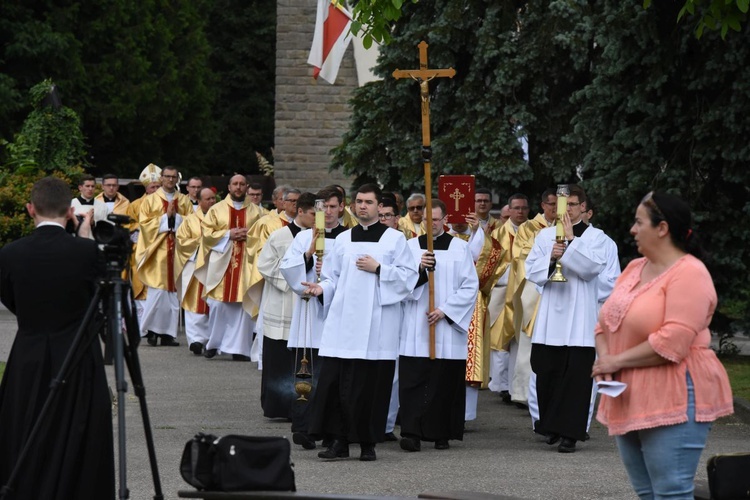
640 191 705 260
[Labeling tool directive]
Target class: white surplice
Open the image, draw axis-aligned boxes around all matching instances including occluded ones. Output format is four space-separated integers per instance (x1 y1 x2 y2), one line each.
400 235 478 360
318 226 419 360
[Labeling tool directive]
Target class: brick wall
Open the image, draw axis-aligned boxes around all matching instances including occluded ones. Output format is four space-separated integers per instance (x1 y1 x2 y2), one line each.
274 0 356 192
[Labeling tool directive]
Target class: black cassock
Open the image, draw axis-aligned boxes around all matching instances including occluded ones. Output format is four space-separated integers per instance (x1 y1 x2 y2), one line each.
0 225 114 500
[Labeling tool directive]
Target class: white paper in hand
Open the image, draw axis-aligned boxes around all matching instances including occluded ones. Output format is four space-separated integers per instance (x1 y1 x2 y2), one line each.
596 380 627 398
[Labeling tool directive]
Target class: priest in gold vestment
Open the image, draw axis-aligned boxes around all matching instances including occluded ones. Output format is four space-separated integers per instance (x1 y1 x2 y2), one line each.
487 195 529 397
128 165 162 335
176 187 216 356
196 175 263 360
463 213 507 421
135 165 193 346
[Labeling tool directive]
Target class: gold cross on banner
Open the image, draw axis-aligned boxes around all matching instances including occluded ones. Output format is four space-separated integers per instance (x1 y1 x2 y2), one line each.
393 41 455 360
449 188 465 211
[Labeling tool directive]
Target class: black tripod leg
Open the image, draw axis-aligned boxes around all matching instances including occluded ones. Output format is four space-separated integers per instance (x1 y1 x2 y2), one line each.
110 279 130 500
119 280 164 500
0 285 104 500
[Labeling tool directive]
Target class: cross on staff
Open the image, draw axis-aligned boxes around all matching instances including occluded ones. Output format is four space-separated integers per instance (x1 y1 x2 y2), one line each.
393 40 456 360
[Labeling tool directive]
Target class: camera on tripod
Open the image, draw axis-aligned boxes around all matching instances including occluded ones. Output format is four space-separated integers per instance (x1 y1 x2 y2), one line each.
94 214 132 270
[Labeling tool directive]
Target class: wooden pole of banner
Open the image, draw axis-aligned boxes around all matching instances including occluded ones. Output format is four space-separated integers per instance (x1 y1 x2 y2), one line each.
393 41 455 360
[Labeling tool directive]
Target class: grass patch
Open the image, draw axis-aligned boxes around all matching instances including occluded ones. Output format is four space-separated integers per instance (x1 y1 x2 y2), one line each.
721 356 750 400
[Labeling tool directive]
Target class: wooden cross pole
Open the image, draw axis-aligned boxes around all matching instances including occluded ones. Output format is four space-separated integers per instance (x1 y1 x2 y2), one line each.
393 41 456 360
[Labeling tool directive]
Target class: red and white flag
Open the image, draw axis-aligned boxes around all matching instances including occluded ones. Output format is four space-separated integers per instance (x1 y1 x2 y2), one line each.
307 0 353 84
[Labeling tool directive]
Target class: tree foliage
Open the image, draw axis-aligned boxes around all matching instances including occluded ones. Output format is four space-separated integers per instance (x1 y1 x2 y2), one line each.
0 80 84 246
652 0 749 38
333 0 750 332
0 1 276 177
332 0 593 195
205 0 277 174
573 1 750 333
349 0 749 45
349 0 418 48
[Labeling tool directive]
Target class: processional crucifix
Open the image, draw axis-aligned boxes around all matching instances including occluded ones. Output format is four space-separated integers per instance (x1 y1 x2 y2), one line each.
393 41 456 360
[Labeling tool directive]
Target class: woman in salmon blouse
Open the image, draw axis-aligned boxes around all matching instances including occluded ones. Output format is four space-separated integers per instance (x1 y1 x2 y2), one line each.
591 192 733 500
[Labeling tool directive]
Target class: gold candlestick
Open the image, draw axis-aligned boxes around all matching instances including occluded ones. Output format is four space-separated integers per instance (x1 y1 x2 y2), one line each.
549 184 569 283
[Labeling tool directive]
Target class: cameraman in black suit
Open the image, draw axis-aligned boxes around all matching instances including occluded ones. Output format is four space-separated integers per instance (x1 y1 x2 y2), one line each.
0 176 114 499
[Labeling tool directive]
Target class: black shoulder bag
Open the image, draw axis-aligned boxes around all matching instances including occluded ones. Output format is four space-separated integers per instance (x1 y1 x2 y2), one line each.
180 434 296 492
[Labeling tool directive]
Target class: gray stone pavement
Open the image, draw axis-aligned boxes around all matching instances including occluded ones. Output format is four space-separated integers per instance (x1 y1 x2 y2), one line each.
1 308 748 500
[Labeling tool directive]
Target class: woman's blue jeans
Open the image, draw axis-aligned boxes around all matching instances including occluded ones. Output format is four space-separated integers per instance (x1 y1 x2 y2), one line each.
615 373 711 500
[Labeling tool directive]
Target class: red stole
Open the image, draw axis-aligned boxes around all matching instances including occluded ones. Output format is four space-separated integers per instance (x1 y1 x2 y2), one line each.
196 282 208 314
223 206 246 302
161 198 179 292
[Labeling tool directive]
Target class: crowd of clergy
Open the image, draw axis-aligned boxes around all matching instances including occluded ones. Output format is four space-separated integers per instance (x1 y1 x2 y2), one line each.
71 163 620 461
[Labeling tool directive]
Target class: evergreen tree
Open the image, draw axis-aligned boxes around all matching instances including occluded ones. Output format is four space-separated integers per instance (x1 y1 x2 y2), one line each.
334 0 750 331
0 1 216 176
331 0 594 195
570 2 750 331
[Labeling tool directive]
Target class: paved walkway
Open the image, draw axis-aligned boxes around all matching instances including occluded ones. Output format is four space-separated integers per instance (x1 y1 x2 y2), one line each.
0 310 748 500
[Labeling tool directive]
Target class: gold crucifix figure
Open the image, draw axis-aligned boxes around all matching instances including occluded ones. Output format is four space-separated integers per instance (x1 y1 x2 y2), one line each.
393 41 455 360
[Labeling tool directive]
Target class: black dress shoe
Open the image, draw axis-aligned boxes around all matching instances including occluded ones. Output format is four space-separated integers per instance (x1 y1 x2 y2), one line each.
293 432 316 450
499 390 512 404
434 439 450 450
558 438 577 453
399 437 421 452
204 348 218 359
146 332 158 346
545 433 561 445
189 342 204 355
317 439 349 459
159 335 180 346
359 444 376 462
384 431 398 442
232 354 251 361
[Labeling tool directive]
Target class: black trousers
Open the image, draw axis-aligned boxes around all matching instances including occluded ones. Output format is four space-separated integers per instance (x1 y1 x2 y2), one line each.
308 357 395 444
530 343 595 442
399 356 466 442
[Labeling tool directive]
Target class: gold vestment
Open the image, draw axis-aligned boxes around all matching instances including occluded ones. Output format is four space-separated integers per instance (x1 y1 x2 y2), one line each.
135 188 194 292
465 232 507 387
175 210 208 314
196 196 263 307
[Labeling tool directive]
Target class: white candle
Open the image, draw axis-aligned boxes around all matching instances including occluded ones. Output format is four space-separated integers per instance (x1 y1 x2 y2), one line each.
556 195 567 238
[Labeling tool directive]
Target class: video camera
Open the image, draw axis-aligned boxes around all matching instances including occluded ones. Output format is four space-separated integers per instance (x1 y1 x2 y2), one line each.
94 213 133 271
